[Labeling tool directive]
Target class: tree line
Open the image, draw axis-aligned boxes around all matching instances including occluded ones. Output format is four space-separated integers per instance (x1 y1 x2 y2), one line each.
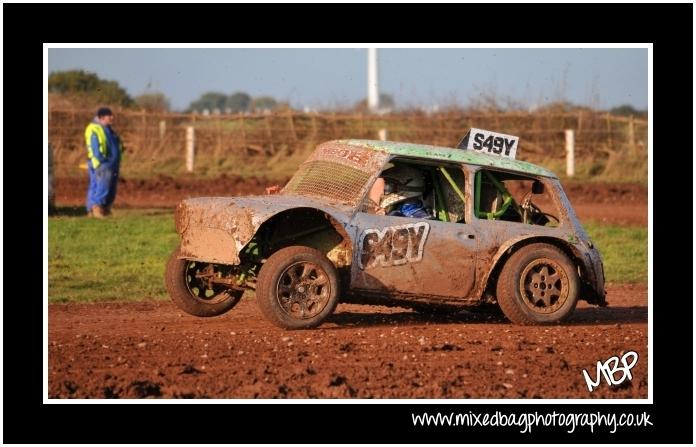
48 70 285 113
48 69 645 117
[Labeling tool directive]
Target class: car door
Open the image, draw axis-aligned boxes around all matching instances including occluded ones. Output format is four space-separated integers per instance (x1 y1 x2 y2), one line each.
348 212 477 299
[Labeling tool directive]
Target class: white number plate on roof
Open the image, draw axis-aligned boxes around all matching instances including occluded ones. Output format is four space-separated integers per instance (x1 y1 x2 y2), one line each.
459 128 519 159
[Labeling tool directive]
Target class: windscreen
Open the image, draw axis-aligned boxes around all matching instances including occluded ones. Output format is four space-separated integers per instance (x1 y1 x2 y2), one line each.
282 141 388 206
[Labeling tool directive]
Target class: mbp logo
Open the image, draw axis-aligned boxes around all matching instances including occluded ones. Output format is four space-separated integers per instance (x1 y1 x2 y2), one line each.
582 351 639 392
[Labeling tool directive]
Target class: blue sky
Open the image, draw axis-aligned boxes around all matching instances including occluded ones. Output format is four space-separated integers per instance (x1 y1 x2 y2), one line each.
48 48 648 112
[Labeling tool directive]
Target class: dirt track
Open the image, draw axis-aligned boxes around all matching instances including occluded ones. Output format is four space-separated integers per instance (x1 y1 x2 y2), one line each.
54 176 647 225
49 283 647 399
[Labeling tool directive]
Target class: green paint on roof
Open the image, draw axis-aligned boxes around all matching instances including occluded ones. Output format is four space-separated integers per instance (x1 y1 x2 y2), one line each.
340 139 557 178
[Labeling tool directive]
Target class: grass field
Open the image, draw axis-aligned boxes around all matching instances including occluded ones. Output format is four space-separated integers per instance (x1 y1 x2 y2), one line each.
583 222 648 283
48 209 648 303
48 209 179 302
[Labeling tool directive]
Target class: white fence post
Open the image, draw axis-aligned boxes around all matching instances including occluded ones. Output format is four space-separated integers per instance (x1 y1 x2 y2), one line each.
565 129 575 177
186 126 195 172
378 128 388 141
159 120 166 140
628 115 636 154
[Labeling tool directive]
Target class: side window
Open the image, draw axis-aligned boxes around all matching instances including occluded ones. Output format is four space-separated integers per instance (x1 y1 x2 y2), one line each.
475 170 560 227
361 161 467 224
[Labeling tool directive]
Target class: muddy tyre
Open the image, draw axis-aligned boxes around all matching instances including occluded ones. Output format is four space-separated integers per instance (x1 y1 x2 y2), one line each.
496 243 579 325
165 247 243 317
256 246 340 329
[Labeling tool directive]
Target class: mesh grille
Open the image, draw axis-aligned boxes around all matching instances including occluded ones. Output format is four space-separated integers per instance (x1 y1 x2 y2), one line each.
283 160 370 204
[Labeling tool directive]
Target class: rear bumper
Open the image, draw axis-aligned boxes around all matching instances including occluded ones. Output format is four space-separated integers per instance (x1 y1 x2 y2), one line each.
582 248 606 306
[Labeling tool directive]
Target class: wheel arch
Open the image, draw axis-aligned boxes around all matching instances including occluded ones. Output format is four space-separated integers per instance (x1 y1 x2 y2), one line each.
248 207 354 270
480 236 586 300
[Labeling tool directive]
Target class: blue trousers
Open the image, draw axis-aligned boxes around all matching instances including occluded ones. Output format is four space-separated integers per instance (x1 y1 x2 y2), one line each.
86 164 119 211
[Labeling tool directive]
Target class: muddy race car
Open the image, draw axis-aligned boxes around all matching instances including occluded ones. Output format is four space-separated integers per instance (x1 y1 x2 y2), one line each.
166 130 606 329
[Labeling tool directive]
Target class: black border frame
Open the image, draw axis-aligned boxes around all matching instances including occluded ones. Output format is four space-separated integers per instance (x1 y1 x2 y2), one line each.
3 2 692 444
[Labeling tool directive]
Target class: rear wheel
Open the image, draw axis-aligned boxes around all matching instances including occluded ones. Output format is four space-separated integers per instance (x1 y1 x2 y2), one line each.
496 243 579 324
256 246 340 329
165 247 243 317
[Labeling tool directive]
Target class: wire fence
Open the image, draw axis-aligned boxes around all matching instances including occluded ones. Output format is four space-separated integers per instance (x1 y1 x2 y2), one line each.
48 109 648 181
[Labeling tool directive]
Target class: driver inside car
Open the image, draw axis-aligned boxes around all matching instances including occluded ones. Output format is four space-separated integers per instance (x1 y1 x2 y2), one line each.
367 165 435 219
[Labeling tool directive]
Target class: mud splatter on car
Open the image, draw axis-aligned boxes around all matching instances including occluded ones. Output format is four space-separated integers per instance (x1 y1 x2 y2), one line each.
166 135 606 329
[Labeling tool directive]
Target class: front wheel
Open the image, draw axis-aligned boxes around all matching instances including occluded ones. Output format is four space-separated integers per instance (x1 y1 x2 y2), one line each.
256 246 340 329
496 243 579 324
165 247 243 317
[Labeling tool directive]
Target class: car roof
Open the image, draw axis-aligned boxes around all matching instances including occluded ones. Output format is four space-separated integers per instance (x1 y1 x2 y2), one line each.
338 139 558 179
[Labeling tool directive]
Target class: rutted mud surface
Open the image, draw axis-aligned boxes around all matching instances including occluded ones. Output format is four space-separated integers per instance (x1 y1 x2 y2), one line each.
54 176 647 225
49 284 647 399
55 174 270 208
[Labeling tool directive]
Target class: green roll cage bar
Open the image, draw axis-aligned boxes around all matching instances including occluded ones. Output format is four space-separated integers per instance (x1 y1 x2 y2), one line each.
430 166 467 223
429 167 521 222
474 170 520 220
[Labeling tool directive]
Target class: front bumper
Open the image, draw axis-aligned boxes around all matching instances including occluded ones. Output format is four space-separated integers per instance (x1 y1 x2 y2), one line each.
175 199 255 265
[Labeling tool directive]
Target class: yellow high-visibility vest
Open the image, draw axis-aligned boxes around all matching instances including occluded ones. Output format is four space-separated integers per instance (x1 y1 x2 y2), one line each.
84 122 121 168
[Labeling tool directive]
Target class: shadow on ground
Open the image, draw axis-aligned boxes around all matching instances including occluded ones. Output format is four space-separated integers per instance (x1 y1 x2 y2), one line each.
326 306 648 328
49 206 172 217
49 206 87 217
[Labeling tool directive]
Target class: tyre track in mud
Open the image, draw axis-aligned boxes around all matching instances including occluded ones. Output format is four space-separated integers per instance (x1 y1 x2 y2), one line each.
49 284 647 399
